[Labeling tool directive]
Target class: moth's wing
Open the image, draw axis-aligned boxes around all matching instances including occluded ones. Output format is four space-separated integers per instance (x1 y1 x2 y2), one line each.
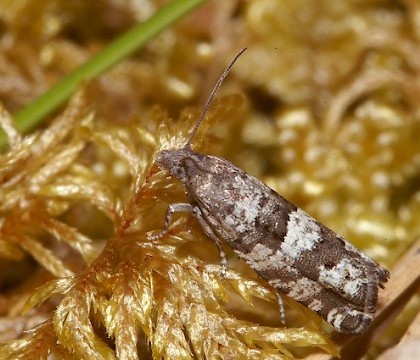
272 206 389 312
197 201 378 335
243 245 375 335
184 155 388 333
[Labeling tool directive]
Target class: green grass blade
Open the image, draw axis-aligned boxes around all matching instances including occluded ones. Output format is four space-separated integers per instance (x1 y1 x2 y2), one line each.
0 0 207 148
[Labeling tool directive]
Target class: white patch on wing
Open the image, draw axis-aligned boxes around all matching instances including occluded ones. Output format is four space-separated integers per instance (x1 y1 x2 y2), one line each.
327 308 339 324
318 258 364 298
238 244 283 272
333 313 345 329
285 278 321 301
281 209 322 260
224 177 266 238
240 243 301 274
244 243 274 262
308 299 323 312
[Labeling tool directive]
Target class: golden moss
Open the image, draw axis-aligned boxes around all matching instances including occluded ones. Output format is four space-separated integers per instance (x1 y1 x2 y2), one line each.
0 92 337 359
1 0 420 359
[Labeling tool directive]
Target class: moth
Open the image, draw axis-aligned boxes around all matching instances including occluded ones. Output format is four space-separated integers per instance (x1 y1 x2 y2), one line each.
150 48 389 335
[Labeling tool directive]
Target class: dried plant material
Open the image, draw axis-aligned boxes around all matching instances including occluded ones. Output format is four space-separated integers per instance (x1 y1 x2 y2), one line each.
398 310 420 346
0 321 73 360
377 340 420 360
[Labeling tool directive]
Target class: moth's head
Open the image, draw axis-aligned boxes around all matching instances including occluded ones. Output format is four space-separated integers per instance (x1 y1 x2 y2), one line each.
155 147 193 182
155 48 246 183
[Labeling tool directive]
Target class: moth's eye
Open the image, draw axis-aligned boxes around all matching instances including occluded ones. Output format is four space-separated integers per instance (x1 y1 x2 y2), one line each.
173 166 186 178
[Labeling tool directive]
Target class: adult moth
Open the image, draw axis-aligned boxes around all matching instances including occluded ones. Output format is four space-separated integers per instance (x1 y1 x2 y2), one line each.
150 48 389 335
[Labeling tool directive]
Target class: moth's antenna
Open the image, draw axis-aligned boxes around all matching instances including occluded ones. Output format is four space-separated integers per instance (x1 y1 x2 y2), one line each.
185 47 247 148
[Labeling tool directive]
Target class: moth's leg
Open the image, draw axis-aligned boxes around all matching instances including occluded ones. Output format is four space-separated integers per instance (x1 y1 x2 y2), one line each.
192 206 227 279
148 203 193 240
276 293 286 324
